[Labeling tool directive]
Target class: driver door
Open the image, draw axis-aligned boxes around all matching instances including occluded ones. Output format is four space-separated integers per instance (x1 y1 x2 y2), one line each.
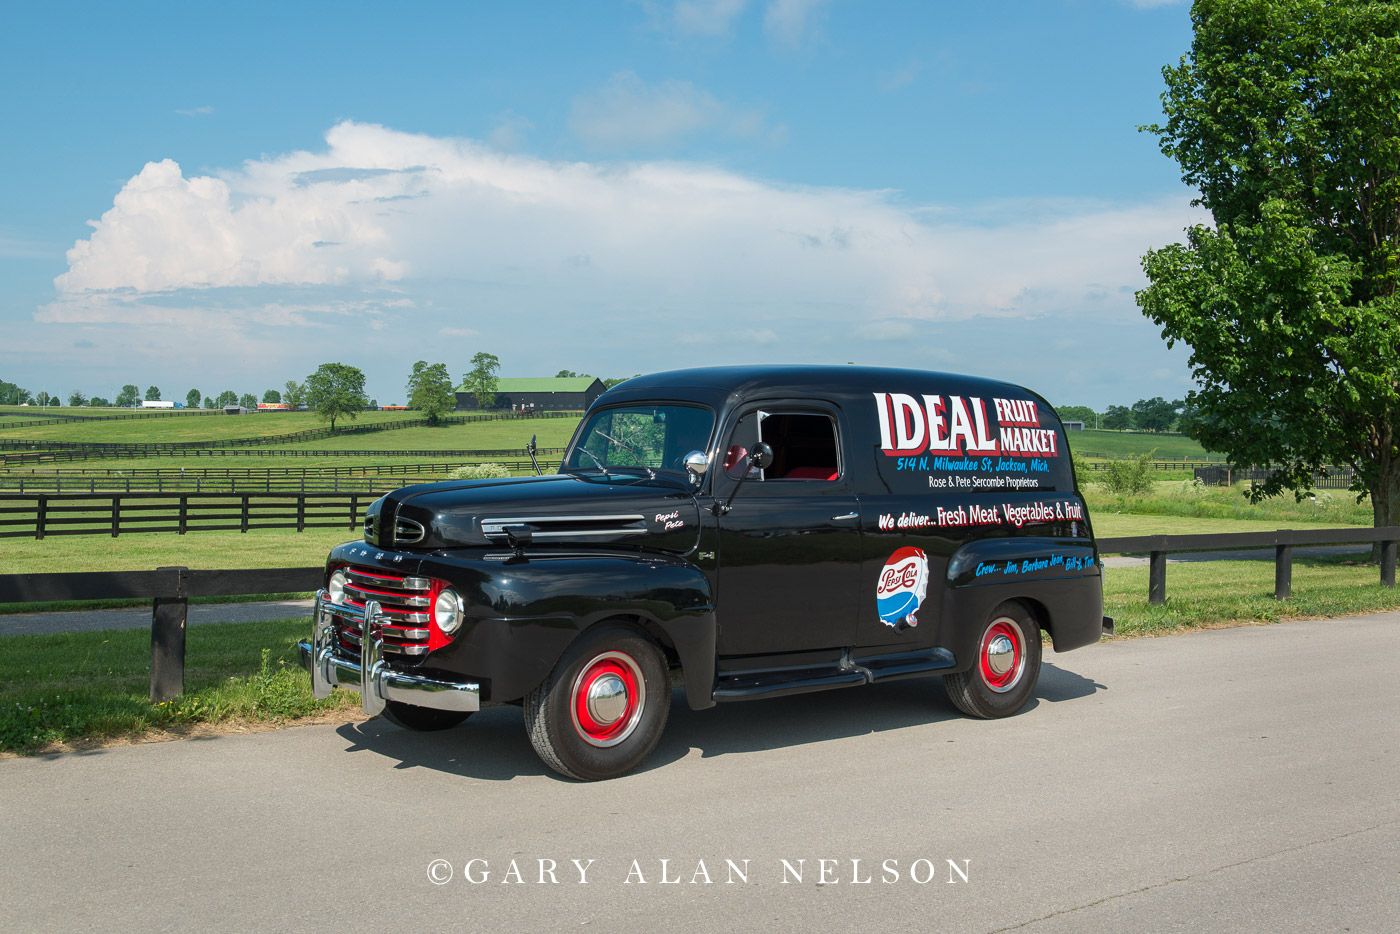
713 404 862 657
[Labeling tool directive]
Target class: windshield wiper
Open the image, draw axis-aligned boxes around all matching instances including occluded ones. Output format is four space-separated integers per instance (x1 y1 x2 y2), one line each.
592 429 655 479
575 446 612 477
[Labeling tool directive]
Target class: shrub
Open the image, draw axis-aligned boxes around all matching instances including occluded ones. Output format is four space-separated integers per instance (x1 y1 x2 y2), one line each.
1098 453 1156 496
448 463 511 480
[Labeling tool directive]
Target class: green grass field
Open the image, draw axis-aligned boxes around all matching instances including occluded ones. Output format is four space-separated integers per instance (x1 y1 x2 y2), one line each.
1066 429 1217 460
0 409 414 443
291 418 579 451
0 619 359 753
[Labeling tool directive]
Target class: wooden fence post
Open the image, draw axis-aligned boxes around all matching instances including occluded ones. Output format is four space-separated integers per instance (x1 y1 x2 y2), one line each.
150 567 188 703
1382 540 1396 589
1148 551 1166 605
1274 544 1293 600
35 495 47 539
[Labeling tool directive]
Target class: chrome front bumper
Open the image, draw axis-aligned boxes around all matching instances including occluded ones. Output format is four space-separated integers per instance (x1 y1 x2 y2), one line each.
297 591 480 716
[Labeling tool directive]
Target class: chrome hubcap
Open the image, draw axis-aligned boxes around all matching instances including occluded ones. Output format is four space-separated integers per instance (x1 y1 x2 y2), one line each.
979 617 1026 694
586 674 629 726
986 635 1016 677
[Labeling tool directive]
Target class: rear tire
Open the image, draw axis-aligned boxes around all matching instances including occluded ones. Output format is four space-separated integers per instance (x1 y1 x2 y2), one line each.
524 625 670 781
381 700 472 732
943 601 1042 719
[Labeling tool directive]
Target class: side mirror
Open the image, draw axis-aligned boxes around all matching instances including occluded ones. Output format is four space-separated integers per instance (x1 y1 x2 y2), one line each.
712 442 775 516
683 450 709 487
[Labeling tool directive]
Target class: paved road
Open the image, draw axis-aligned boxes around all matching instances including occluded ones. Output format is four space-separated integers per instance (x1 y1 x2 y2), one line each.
2 612 1397 933
0 599 315 636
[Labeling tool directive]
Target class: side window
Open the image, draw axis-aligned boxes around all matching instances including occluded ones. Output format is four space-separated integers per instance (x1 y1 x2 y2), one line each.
722 410 841 483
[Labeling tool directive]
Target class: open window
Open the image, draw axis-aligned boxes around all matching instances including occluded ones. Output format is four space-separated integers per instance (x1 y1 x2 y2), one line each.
723 410 840 482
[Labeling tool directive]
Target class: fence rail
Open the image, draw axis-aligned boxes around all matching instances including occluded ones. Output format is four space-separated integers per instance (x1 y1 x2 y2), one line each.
0 566 322 701
1097 527 1399 604
4 526 1399 700
1 448 560 466
0 492 379 538
0 457 559 492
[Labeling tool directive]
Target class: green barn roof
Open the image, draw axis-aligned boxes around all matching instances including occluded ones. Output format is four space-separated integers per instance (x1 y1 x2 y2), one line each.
455 377 599 393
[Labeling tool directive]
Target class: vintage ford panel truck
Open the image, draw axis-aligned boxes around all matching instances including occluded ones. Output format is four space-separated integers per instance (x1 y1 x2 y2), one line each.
299 365 1109 780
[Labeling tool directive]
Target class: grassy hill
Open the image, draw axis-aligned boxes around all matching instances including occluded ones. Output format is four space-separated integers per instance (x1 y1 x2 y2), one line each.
1066 429 1219 460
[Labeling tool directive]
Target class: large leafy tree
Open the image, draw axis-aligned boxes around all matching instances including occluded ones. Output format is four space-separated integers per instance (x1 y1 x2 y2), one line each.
283 379 306 410
1131 397 1179 433
215 390 239 407
305 362 369 430
262 389 281 404
1138 0 1400 529
115 384 139 407
0 380 31 405
145 386 161 402
406 361 455 425
1102 405 1134 431
463 352 501 410
185 388 201 409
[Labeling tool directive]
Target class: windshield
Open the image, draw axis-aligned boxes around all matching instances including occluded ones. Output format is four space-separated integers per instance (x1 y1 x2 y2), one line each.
565 404 715 475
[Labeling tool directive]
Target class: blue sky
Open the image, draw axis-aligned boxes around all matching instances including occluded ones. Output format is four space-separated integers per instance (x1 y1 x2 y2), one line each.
0 0 1200 409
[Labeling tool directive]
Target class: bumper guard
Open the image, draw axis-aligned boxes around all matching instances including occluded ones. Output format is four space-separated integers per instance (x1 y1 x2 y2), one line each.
297 591 480 716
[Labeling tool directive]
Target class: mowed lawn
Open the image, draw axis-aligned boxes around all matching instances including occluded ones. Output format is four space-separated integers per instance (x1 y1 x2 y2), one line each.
0 409 415 444
1066 429 1217 460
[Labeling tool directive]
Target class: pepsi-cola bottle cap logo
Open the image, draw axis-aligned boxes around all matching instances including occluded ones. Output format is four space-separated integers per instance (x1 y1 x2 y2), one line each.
877 546 928 628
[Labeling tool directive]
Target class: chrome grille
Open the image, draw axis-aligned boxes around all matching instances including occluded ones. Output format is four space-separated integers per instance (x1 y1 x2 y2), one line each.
334 565 433 656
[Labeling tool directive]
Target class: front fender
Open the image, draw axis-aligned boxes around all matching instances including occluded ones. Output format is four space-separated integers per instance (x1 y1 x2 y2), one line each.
418 551 717 708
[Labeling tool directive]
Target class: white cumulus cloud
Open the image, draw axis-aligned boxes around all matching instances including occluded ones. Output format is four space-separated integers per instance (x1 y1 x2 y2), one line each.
43 119 1202 403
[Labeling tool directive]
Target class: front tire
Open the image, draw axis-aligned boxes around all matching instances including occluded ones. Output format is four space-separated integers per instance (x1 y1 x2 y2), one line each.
381 700 472 732
943 601 1042 718
524 625 670 781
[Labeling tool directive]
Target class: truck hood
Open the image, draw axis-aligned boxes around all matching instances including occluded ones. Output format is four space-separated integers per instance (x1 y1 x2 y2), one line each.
365 472 702 555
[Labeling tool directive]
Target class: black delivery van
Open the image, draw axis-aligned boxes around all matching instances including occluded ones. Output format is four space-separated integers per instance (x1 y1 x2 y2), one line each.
300 366 1110 780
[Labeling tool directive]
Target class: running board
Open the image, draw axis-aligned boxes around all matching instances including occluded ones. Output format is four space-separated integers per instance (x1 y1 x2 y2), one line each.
713 648 957 702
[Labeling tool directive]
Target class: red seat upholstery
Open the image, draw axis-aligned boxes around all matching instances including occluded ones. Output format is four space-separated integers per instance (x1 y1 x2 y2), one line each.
783 466 838 481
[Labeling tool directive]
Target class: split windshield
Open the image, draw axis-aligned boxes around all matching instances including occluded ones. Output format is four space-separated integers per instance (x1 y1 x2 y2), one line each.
565 405 715 475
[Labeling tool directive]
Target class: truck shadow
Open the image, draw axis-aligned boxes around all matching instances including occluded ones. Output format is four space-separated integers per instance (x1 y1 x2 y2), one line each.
332 661 1103 782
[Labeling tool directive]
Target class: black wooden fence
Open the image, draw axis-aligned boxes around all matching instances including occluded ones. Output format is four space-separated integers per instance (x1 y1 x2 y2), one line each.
2 526 1397 702
1097 527 1399 604
0 492 380 538
0 448 556 466
0 566 320 702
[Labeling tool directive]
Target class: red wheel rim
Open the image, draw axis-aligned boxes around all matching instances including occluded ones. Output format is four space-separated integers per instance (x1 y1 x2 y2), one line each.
570 651 646 747
978 617 1025 693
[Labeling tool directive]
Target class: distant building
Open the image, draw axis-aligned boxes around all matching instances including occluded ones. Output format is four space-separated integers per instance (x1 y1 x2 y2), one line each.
454 377 606 412
1063 420 1085 431
223 405 250 415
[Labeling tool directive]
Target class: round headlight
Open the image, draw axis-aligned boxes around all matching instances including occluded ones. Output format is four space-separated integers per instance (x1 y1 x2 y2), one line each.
327 570 348 605
434 588 464 635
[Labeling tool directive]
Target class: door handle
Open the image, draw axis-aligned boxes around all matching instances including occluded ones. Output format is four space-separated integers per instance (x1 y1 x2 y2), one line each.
831 513 859 521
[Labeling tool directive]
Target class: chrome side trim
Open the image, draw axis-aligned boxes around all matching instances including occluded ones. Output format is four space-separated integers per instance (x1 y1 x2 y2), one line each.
394 517 426 544
480 515 646 539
